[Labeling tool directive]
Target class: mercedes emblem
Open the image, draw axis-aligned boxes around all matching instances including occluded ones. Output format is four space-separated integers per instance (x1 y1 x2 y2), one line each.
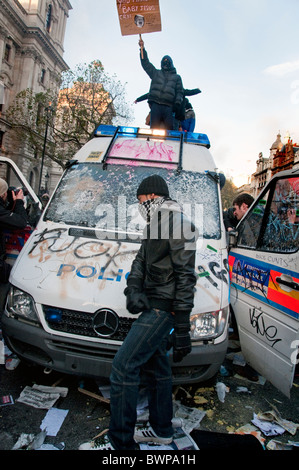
92 309 119 337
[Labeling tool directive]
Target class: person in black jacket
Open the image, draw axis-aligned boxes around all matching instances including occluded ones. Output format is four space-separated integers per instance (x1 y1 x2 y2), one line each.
0 178 28 284
138 38 184 130
174 90 201 131
80 175 198 450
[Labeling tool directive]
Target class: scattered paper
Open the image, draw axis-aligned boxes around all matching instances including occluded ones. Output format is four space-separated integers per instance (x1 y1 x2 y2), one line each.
17 385 68 409
33 385 68 397
12 431 47 450
254 410 299 436
40 408 69 436
252 413 285 436
236 386 251 394
1 394 14 406
266 439 299 450
173 401 206 434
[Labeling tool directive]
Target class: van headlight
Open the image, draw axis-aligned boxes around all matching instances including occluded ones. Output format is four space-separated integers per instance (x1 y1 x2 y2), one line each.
5 287 40 325
190 306 229 340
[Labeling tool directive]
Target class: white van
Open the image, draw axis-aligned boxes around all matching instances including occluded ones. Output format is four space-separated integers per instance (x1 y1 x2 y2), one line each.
2 126 230 384
229 168 299 397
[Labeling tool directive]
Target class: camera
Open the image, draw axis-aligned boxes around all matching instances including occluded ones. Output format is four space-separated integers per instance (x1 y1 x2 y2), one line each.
7 186 28 209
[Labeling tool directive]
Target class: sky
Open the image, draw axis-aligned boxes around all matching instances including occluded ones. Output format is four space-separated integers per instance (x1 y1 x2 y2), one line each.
63 0 299 186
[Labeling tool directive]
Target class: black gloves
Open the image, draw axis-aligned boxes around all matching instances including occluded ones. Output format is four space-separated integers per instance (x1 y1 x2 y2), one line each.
124 288 150 315
172 311 191 363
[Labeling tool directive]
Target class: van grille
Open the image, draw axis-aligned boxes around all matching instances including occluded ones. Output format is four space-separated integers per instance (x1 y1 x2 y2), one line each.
43 305 135 341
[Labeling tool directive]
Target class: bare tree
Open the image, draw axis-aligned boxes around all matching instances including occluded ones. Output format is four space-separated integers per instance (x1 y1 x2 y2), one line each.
6 60 133 168
221 177 238 210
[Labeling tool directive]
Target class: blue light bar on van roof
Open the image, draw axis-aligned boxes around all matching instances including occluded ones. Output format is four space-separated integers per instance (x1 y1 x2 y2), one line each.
95 125 210 147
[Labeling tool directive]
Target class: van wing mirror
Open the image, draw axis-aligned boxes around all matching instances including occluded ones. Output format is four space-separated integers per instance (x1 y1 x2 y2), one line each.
228 229 238 248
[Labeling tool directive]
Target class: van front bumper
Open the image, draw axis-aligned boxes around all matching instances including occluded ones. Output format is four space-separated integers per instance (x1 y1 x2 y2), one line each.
2 315 228 383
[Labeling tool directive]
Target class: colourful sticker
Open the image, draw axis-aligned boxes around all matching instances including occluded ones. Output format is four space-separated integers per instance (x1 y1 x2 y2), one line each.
229 253 299 319
86 151 103 161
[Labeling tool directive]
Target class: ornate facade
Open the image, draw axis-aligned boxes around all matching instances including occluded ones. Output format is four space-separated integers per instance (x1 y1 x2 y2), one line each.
0 0 72 193
239 132 299 198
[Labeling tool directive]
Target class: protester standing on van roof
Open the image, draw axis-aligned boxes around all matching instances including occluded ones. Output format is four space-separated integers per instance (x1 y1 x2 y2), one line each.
180 99 196 132
80 175 198 450
138 38 184 130
173 89 201 131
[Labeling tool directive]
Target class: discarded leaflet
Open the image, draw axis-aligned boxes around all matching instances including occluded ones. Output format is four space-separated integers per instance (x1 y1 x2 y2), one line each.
0 394 14 406
17 384 68 409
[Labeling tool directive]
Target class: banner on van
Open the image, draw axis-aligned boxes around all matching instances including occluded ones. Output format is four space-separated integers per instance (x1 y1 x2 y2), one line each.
116 0 162 36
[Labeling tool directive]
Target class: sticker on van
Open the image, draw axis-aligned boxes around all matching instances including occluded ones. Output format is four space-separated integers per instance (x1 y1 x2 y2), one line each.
229 253 299 320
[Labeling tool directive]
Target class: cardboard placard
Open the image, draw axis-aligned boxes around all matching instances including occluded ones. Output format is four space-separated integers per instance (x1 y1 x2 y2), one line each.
116 0 162 36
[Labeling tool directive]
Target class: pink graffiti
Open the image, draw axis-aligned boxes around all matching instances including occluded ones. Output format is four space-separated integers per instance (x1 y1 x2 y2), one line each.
108 139 178 168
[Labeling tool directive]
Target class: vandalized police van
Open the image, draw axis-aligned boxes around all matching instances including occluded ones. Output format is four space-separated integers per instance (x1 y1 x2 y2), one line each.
2 126 230 384
229 168 299 397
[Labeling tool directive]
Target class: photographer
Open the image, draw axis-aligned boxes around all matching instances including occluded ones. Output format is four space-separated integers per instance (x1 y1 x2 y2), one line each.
0 178 28 285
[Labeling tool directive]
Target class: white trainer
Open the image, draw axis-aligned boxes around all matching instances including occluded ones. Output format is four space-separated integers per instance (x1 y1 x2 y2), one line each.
134 423 173 445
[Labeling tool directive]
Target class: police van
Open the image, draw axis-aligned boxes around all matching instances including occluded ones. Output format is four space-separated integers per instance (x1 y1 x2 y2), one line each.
2 126 230 384
229 168 299 397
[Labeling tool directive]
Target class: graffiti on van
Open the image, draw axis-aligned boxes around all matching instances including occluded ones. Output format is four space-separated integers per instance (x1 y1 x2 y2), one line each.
109 139 178 167
57 264 128 282
28 228 229 294
249 307 282 348
28 227 138 274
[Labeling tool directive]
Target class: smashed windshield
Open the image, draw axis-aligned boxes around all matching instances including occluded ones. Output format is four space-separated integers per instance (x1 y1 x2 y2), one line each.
45 163 220 239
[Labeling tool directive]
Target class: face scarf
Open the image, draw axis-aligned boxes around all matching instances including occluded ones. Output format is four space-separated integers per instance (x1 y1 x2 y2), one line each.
138 197 165 224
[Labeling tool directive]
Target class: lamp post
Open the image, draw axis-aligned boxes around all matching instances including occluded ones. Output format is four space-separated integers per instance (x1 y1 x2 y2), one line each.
38 103 53 196
45 172 50 192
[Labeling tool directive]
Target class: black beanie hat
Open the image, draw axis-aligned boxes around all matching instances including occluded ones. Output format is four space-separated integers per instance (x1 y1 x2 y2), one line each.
137 175 169 198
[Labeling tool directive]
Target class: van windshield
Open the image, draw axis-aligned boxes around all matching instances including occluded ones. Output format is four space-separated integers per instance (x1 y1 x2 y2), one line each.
45 163 220 239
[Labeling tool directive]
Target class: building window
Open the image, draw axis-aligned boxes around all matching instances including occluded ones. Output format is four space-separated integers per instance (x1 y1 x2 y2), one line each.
0 131 4 148
4 44 11 62
41 69 46 84
46 4 52 33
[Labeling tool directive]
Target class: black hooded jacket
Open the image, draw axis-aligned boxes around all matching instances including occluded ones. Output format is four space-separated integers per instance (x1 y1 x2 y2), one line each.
126 199 198 314
175 88 201 122
0 197 28 259
140 49 184 109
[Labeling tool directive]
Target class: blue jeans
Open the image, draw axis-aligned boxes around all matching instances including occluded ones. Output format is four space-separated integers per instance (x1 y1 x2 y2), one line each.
108 308 174 450
181 118 195 133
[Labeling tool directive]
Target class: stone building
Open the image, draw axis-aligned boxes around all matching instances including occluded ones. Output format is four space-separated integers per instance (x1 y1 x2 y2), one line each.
244 132 299 199
272 136 299 176
0 0 72 194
